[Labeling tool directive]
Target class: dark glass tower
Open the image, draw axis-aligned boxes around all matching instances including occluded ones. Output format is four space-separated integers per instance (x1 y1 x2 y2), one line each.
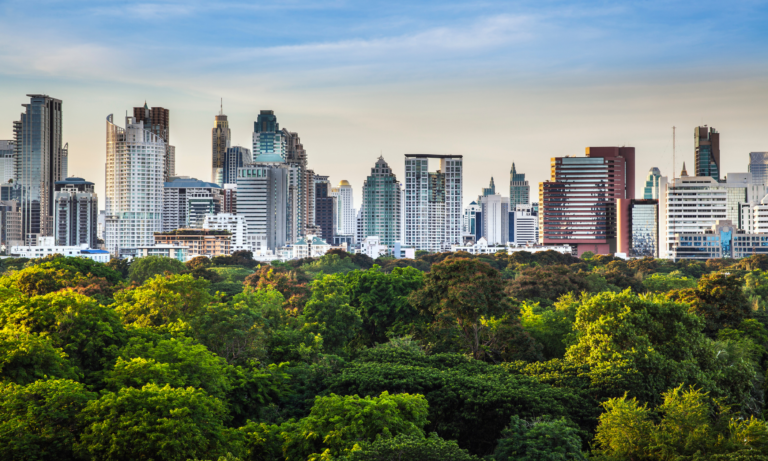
695 126 720 181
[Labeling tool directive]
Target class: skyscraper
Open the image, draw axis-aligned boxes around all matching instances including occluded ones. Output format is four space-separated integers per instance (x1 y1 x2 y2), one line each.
404 154 463 252
330 180 355 236
479 193 509 245
643 167 662 199
539 147 635 256
14 95 65 243
104 114 165 256
509 163 530 208
212 107 231 185
133 103 174 181
163 177 223 231
237 165 290 251
54 177 98 247
222 146 252 186
694 126 720 181
359 157 402 248
0 141 14 184
283 129 309 240
481 177 495 197
748 152 768 186
314 175 336 241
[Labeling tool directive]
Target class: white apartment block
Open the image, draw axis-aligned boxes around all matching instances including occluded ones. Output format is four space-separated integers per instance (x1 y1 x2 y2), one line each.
479 194 509 245
105 115 165 257
358 235 389 258
404 154 463 252
11 237 109 262
512 209 537 245
203 213 270 256
330 180 355 236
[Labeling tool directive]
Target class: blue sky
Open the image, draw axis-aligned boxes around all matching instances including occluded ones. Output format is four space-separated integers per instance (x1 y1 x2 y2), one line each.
1 0 767 203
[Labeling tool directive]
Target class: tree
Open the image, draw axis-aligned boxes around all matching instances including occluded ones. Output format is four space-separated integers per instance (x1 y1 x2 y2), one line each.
494 415 586 461
128 255 186 284
75 384 233 461
506 265 590 306
410 258 530 361
643 271 697 293
0 328 78 384
106 258 130 279
340 433 480 461
113 274 212 329
244 266 311 311
674 272 752 336
243 392 429 461
190 300 267 365
302 275 363 356
519 293 580 360
0 379 96 461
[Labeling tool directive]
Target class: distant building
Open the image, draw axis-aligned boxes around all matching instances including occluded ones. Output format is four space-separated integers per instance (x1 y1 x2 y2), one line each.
404 154 462 252
293 234 331 259
358 235 389 258
237 164 291 252
211 108 231 185
203 213 267 255
163 177 223 231
134 103 174 181
223 184 237 213
450 237 572 255
510 206 537 245
314 175 336 241
135 244 188 262
0 140 14 184
359 157 402 248
748 152 768 187
462 201 480 237
509 163 530 208
222 146 251 186
154 229 231 258
617 199 658 258
330 180 355 237
479 193 509 245
669 219 768 261
54 177 98 248
10 236 108 262
694 126 720 181
0 200 22 249
643 167 662 199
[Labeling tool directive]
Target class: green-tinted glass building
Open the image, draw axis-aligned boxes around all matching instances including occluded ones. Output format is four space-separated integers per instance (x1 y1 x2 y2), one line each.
509 163 529 209
359 156 401 248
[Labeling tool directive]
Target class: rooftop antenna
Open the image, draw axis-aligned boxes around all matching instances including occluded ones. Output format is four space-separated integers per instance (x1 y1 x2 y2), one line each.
220 98 223 116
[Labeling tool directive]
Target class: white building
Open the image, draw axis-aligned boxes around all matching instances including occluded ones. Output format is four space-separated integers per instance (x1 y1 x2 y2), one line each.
135 244 188 262
511 207 537 245
358 236 389 259
237 164 294 251
462 201 481 238
202 213 270 256
0 140 14 184
479 194 509 245
330 180 355 236
450 237 571 256
105 115 165 257
404 154 463 252
754 195 768 234
163 177 223 231
11 237 109 262
292 234 332 259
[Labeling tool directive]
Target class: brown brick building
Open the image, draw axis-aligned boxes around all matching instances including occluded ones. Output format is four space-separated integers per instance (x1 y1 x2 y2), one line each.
153 229 231 257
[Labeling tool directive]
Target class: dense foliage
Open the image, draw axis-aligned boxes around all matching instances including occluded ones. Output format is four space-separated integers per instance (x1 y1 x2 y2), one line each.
2 251 768 460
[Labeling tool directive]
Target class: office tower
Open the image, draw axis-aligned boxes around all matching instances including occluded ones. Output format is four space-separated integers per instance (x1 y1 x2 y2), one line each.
330 180 355 236
0 141 14 184
404 154 463 252
462 201 480 236
54 177 98 247
0 201 22 249
133 103 174 181
163 177 223 231
479 193 509 245
223 184 237 213
212 108 231 185
222 146 252 186
359 156 402 248
539 147 635 256
104 114 165 256
481 177 495 197
14 95 66 243
510 163 530 208
643 167 661 199
283 129 309 239
237 165 290 251
511 205 538 245
306 169 321 237
314 175 336 241
749 152 768 186
695 126 720 181
617 199 658 258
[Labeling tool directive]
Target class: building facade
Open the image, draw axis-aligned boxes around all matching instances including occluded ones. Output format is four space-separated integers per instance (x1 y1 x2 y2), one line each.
0 141 14 184
314 175 336 242
479 193 509 245
359 157 402 248
222 146 251 186
643 167 662 199
749 152 768 187
509 163 530 208
404 154 462 252
14 95 66 243
211 110 231 185
539 147 635 256
133 103 174 181
695 126 720 181
105 115 165 257
462 201 480 237
669 220 768 261
202 213 266 255
330 180 355 237
54 177 98 248
237 164 291 251
510 208 538 245
617 198 658 258
223 184 237 213
0 200 22 249
162 177 223 231
154 229 231 257
10 236 107 262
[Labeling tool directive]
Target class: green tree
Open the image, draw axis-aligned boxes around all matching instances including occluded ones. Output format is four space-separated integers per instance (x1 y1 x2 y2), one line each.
339 433 480 461
106 258 130 279
519 294 580 360
76 384 233 461
303 275 363 356
128 255 186 284
0 378 96 461
674 272 752 336
190 299 267 366
643 271 698 293
494 415 586 461
506 265 590 306
0 328 78 384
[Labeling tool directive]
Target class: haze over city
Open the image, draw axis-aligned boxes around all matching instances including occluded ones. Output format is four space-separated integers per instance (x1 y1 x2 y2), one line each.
2 0 767 204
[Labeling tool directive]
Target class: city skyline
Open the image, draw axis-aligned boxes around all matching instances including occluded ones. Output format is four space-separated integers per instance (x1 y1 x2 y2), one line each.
1 1 767 208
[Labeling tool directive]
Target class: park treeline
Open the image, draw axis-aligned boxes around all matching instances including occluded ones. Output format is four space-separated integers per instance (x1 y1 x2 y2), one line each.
4 249 768 460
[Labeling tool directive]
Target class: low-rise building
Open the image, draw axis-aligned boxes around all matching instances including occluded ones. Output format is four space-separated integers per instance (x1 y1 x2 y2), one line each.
671 219 768 261
393 241 416 259
154 229 231 257
450 237 572 255
202 213 270 255
292 235 332 259
10 236 109 262
357 236 389 259
135 244 189 261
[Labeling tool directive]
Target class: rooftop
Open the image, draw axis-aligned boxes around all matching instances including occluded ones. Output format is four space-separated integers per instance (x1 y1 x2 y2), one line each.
164 177 221 189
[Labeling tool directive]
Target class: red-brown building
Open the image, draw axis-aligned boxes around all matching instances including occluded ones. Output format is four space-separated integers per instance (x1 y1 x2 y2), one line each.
539 147 635 256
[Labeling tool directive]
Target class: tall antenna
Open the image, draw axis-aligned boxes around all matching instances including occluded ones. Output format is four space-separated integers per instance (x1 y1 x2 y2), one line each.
220 98 223 116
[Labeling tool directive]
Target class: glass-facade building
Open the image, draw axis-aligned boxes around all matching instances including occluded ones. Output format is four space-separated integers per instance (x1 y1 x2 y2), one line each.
643 167 661 199
629 199 658 258
510 163 530 208
359 157 401 248
222 146 251 186
695 126 720 181
749 152 768 187
670 219 768 261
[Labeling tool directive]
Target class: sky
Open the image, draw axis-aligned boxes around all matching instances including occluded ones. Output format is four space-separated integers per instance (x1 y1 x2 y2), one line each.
1 0 767 207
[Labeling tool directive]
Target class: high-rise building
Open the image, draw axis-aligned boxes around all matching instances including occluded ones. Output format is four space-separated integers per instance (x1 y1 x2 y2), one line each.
462 201 480 237
104 115 165 257
314 175 336 241
284 129 309 240
223 184 237 213
617 199 658 258
404 154 462 252
14 95 67 244
643 167 662 199
479 193 509 245
0 141 14 184
222 146 252 186
163 177 223 231
481 177 496 197
510 163 530 208
0 200 22 249
539 147 635 256
359 156 402 248
236 165 290 252
748 152 768 186
330 180 355 236
212 108 231 185
511 205 538 245
133 103 174 181
61 143 68 180
54 177 98 247
695 126 720 181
